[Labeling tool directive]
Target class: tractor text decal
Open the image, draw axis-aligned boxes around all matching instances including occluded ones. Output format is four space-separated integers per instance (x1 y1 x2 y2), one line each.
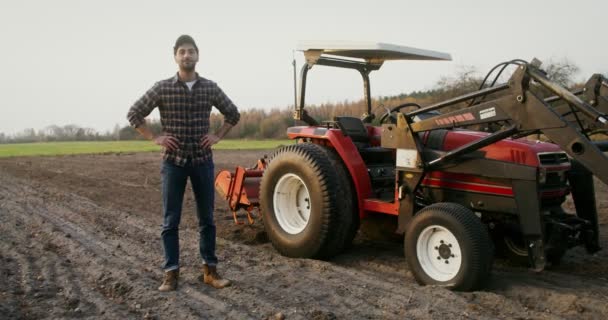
479 107 497 120
434 112 476 126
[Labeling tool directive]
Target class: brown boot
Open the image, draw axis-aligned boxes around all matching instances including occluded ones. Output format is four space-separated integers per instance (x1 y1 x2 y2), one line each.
202 265 231 289
158 269 179 292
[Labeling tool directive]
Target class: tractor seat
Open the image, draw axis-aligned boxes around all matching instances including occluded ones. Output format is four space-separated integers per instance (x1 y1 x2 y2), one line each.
335 116 394 164
335 116 370 148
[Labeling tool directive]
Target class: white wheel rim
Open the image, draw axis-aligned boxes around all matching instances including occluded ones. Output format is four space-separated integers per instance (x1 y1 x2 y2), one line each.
416 225 462 282
273 173 311 234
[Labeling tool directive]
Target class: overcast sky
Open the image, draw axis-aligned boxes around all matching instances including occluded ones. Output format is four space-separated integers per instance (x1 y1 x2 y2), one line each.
1 0 606 135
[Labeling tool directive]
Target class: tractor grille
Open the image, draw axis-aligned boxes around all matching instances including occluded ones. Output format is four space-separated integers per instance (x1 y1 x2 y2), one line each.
545 172 564 186
538 152 569 166
538 152 570 202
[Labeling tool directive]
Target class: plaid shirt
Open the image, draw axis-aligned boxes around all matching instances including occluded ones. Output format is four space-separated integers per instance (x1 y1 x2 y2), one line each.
127 73 240 166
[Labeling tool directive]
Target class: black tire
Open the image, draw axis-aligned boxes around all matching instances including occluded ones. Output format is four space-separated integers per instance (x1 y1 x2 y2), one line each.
315 145 359 254
493 225 529 266
494 222 566 268
260 143 343 259
404 203 493 291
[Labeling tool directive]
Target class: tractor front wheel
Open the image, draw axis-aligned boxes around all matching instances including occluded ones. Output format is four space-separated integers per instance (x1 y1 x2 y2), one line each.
405 203 493 291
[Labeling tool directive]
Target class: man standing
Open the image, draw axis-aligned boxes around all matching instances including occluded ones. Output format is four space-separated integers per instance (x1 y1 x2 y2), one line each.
127 35 240 291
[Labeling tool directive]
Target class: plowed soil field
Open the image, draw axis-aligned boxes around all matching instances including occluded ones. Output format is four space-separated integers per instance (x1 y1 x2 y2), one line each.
1 150 607 319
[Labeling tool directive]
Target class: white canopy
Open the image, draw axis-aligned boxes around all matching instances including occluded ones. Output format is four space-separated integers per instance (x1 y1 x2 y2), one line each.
297 41 452 64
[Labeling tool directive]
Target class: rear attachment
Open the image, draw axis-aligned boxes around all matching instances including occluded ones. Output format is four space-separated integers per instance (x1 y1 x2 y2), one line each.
214 157 267 224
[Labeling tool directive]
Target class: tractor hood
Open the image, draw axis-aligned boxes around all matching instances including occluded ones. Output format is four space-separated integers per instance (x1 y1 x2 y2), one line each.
437 129 566 167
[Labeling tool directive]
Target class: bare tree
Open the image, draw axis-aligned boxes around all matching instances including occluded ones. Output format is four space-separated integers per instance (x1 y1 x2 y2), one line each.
543 58 580 88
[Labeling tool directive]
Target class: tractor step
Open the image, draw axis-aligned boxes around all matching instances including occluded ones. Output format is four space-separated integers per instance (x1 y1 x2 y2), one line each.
363 198 398 215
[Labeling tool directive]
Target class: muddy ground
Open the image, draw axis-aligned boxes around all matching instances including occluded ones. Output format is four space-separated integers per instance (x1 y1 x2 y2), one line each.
1 150 607 320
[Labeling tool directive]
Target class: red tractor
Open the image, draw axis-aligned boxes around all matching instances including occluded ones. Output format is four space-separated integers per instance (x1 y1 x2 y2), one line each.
215 42 608 291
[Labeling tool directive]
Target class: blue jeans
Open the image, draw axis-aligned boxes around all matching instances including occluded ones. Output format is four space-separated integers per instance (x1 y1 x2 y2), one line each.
160 159 217 271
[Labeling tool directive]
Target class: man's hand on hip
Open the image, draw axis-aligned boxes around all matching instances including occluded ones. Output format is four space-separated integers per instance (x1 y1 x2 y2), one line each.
201 134 220 149
155 135 180 151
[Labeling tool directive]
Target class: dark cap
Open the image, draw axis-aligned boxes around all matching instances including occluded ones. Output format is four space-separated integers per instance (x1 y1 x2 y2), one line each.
173 35 198 55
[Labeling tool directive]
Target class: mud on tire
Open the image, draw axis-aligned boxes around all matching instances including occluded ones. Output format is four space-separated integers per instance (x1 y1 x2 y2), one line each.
259 143 349 259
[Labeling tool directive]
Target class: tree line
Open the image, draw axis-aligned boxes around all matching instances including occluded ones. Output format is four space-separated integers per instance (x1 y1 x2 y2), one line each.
1 59 590 144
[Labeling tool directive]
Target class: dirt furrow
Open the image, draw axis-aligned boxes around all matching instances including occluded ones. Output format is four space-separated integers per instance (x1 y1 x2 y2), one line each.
2 152 608 320
0 210 132 319
0 174 256 319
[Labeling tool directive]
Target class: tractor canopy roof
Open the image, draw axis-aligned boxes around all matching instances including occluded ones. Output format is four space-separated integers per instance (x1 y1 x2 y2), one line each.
297 41 452 67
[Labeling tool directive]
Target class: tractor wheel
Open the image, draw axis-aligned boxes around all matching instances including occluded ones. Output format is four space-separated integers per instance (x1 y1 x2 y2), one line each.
404 203 493 291
260 143 344 259
316 145 358 253
502 233 529 264
496 224 566 267
494 226 529 266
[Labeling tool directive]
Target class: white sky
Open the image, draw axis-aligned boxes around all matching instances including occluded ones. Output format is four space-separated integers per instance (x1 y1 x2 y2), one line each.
0 0 606 135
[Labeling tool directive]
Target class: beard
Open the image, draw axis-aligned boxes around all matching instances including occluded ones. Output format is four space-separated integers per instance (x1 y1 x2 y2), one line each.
180 61 196 72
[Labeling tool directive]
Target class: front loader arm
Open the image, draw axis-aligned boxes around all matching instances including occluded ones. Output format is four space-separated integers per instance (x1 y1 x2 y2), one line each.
391 63 608 270
548 74 608 136
579 73 608 114
407 64 608 184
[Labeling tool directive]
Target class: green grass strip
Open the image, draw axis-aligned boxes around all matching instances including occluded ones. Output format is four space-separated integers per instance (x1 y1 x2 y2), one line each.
0 139 293 158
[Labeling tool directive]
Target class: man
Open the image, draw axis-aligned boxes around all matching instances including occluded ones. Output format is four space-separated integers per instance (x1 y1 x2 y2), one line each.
127 35 240 292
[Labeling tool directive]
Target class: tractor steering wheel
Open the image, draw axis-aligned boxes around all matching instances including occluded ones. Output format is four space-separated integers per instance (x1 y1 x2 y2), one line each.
379 102 423 124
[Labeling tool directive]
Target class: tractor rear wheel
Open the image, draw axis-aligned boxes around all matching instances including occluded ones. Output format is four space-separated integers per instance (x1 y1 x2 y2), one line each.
316 145 358 254
260 143 346 259
405 203 493 291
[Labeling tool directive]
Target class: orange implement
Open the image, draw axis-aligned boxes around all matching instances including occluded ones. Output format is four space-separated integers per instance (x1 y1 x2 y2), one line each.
214 158 267 224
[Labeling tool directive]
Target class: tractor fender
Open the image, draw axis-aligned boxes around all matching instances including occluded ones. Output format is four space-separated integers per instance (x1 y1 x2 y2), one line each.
287 127 372 219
